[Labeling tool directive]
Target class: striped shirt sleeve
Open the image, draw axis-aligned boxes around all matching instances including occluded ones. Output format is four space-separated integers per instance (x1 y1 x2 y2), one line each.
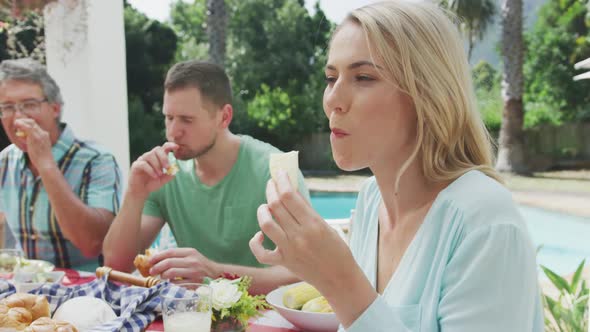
82 154 122 214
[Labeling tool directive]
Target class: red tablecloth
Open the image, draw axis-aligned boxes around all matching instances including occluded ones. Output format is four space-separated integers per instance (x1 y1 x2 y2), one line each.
57 268 96 286
56 269 300 332
145 319 298 332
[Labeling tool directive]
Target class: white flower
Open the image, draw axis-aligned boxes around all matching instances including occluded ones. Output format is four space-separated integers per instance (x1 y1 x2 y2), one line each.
208 279 243 311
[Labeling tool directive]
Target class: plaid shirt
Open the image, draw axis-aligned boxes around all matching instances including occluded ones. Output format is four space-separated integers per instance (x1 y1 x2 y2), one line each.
0 124 121 269
0 275 186 332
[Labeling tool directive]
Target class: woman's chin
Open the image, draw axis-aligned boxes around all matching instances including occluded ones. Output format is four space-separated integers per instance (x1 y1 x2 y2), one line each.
333 155 364 172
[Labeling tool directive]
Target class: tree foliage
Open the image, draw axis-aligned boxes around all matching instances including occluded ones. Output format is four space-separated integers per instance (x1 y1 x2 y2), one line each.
472 61 502 135
124 2 178 160
124 2 177 114
170 0 208 61
0 6 44 63
440 0 496 60
228 0 332 149
0 2 178 159
472 60 498 92
170 0 333 150
0 4 45 149
524 0 590 126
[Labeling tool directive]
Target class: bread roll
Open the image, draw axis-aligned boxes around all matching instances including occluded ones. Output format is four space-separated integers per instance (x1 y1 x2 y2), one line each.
133 249 155 277
24 317 78 332
0 303 33 330
269 151 299 190
1 293 50 321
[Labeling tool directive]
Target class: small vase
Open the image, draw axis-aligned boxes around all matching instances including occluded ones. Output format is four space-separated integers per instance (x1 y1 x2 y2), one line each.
211 316 246 332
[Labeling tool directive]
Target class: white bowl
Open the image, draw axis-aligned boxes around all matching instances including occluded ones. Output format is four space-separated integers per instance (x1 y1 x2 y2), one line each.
266 282 339 332
13 270 65 293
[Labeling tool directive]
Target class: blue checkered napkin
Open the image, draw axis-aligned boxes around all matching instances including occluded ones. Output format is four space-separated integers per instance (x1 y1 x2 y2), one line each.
0 276 189 332
0 279 16 296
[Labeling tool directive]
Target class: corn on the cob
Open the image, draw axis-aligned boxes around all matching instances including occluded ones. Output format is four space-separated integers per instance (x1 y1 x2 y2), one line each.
282 283 322 309
301 296 333 313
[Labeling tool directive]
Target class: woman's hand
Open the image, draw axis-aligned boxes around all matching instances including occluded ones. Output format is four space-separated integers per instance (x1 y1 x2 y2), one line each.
249 170 357 292
253 170 379 328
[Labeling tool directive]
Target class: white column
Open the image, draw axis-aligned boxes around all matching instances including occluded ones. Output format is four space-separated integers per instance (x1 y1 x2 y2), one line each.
43 0 130 184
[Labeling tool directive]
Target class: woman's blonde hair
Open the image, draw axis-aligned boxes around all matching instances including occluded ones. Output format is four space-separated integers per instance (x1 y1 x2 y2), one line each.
343 1 502 188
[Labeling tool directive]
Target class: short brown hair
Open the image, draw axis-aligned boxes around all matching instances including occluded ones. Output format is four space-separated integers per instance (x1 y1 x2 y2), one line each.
164 61 232 109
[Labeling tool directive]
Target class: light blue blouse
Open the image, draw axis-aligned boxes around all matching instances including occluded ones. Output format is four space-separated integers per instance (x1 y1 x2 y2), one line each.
342 170 544 332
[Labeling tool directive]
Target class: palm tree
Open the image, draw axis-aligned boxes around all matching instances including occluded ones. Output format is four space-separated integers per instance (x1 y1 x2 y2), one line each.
206 0 227 66
441 0 496 60
496 0 528 174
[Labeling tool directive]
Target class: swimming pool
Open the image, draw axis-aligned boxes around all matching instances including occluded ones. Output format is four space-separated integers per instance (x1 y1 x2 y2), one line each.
310 192 590 277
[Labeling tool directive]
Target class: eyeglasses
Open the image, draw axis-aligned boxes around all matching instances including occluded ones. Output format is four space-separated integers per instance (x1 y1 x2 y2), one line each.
0 99 48 118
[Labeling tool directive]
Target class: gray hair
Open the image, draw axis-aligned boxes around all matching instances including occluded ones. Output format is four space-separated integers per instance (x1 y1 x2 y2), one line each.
0 58 64 120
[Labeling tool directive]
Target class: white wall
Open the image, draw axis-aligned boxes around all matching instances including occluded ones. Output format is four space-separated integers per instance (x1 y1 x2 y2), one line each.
44 0 130 184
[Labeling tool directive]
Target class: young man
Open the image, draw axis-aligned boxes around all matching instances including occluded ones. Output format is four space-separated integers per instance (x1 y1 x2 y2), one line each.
0 59 122 271
103 61 309 294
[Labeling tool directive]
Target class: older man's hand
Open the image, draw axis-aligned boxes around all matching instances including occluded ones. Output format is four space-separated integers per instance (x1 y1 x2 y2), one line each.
14 118 55 171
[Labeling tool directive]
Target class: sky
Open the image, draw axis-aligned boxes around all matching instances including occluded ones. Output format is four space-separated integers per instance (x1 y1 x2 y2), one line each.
126 0 377 24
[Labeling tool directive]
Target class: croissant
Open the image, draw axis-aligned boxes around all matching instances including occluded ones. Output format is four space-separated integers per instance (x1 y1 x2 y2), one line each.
1 293 50 321
0 303 33 330
24 317 78 332
133 249 155 277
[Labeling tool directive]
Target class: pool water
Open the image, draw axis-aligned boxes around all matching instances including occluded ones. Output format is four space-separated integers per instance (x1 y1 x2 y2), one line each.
311 192 358 219
310 192 590 277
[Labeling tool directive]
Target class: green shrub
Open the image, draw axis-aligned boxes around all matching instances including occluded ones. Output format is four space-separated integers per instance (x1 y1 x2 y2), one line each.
542 260 588 331
127 96 165 161
524 102 564 129
472 61 498 92
472 61 502 135
476 85 502 135
247 84 294 131
524 0 590 124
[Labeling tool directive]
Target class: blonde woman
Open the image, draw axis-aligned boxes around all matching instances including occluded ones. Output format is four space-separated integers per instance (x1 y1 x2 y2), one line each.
250 1 543 331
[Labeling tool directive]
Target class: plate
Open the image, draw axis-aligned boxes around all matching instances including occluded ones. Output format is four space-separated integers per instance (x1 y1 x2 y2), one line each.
18 259 55 273
266 282 339 332
13 270 65 293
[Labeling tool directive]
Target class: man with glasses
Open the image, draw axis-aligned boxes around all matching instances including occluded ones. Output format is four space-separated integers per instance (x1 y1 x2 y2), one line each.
0 58 122 271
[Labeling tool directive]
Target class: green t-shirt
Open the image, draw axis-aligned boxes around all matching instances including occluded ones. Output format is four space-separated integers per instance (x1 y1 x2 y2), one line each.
143 135 310 267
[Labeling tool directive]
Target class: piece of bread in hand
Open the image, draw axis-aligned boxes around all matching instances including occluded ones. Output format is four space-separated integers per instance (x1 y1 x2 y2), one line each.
0 303 33 330
24 317 78 332
133 249 155 277
1 293 50 321
269 151 299 190
163 163 179 176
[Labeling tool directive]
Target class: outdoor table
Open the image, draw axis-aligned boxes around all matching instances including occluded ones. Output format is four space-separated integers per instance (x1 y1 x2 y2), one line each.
55 269 300 332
